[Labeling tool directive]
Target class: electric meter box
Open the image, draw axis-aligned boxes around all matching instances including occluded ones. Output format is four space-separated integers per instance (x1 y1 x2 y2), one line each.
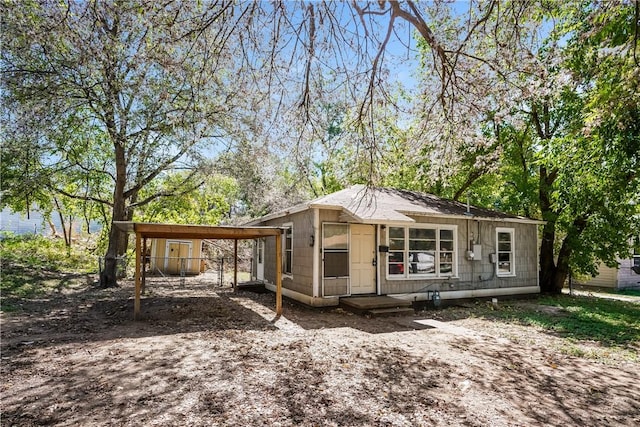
472 244 482 261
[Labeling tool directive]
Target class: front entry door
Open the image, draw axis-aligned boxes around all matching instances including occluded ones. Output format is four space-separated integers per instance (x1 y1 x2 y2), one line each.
350 224 376 294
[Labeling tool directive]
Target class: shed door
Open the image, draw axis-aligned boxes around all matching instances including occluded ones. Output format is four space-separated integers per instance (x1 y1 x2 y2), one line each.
167 242 191 275
350 224 376 294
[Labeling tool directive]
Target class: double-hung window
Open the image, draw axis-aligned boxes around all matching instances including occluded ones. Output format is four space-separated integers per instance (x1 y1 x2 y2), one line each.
283 224 293 275
388 225 457 278
496 228 515 276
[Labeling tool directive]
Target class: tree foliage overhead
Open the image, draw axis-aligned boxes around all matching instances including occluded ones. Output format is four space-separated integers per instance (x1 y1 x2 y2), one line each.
2 0 638 293
405 1 640 292
1 1 262 285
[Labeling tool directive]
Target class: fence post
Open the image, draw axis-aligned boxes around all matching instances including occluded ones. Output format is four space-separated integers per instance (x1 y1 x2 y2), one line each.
220 256 224 287
233 240 238 291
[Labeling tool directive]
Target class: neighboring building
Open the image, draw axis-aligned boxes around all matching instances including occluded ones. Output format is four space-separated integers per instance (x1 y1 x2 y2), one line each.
581 247 640 290
248 185 544 307
147 238 205 275
0 207 101 236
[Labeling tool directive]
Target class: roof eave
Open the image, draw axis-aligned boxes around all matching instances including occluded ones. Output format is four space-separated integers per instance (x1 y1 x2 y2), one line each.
400 212 545 225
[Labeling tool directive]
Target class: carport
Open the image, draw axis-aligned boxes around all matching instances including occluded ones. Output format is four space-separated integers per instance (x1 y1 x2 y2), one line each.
114 222 283 320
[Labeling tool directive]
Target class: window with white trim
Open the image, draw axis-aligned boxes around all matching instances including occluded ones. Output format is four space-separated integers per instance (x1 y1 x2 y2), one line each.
496 228 515 276
633 246 640 268
388 225 457 278
283 224 293 275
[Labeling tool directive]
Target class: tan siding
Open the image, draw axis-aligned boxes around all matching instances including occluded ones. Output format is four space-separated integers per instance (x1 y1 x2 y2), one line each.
256 205 540 301
379 217 539 295
261 210 315 296
584 265 618 288
323 278 349 296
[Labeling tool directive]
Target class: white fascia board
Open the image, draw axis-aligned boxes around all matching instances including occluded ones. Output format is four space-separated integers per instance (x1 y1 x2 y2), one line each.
357 219 416 226
245 203 312 225
401 211 545 225
308 203 344 211
474 216 546 225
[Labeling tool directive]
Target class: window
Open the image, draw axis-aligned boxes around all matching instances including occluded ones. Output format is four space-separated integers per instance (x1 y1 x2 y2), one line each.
496 228 515 276
388 225 457 278
283 224 293 275
633 246 640 268
323 223 349 277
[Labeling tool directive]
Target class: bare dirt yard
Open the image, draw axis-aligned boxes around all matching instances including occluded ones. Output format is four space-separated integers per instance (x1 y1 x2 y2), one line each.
2 277 639 426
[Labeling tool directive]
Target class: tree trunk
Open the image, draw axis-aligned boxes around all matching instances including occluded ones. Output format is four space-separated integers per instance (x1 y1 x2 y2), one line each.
99 142 128 288
53 197 70 247
550 254 570 294
540 214 588 295
99 198 127 287
538 165 561 293
539 221 559 293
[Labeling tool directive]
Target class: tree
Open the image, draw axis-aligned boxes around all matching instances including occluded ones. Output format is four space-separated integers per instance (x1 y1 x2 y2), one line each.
135 171 239 226
2 1 253 286
409 1 640 293
4 0 635 294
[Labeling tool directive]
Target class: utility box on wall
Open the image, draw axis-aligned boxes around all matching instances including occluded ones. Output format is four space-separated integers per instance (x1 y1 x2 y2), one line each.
472 244 482 261
466 244 482 261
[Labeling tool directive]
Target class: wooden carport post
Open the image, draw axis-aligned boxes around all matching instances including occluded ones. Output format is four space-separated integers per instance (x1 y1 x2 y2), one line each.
233 239 238 290
275 229 282 315
141 237 147 295
134 231 142 320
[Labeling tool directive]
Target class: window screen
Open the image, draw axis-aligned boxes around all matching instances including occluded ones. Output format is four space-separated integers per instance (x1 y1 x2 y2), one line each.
323 224 349 277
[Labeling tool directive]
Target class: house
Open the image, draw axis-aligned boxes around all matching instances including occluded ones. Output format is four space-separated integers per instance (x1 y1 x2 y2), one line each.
146 237 205 275
247 185 544 307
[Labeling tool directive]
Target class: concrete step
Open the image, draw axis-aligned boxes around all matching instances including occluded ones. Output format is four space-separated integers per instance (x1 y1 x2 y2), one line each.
366 307 416 317
236 281 268 293
340 295 413 316
340 296 412 310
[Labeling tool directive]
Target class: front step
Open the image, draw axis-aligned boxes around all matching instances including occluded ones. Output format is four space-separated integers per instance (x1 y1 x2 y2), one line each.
340 295 413 316
236 281 268 293
366 307 416 317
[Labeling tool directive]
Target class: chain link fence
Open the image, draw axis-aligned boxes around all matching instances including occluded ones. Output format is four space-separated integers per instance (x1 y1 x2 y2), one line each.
141 255 252 289
98 239 254 289
97 255 129 279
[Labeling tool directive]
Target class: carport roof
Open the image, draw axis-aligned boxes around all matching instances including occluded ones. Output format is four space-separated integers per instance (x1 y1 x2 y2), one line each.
113 221 283 240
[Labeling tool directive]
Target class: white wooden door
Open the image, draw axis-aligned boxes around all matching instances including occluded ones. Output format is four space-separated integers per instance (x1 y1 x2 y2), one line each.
350 224 376 294
256 239 265 280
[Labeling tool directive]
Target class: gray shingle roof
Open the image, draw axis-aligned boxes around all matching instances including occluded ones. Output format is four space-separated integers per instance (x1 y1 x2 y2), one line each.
250 185 543 225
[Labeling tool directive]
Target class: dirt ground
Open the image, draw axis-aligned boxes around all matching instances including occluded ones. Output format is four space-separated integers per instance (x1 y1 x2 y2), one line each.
1 276 639 426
